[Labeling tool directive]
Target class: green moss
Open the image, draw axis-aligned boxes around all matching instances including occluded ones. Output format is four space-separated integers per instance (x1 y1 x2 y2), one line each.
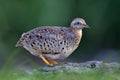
0 66 120 80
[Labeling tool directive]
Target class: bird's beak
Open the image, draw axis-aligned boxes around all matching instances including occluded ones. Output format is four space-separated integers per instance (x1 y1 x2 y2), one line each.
82 24 90 29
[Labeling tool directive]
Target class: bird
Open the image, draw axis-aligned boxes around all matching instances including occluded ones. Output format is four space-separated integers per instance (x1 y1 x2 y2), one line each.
16 18 89 66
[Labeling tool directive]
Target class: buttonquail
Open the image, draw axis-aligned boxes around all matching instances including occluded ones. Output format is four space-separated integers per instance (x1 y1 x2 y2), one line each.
16 18 89 66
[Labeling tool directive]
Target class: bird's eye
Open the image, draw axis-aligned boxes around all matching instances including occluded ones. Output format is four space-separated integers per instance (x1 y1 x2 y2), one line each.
74 22 81 25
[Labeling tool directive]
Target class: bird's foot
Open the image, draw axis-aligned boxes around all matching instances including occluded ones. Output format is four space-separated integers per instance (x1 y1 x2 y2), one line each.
39 55 58 66
45 57 58 66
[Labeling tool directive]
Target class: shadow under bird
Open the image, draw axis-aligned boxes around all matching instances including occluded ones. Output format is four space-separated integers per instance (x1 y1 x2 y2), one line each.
16 18 89 66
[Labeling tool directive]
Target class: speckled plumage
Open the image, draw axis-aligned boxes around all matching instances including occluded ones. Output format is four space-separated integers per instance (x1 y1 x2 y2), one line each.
16 18 89 66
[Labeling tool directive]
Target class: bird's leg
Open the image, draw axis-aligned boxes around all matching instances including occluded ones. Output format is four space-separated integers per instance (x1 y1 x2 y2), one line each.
39 55 58 66
45 57 58 66
39 55 53 66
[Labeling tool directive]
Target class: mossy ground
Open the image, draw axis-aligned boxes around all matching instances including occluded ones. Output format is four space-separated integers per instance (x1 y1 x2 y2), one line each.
0 65 120 80
1 50 120 80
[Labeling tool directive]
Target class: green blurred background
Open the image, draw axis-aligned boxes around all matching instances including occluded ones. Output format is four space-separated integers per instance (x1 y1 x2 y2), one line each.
0 0 120 68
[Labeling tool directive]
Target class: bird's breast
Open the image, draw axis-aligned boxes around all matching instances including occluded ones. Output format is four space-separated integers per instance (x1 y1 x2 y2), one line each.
77 29 82 40
74 29 82 45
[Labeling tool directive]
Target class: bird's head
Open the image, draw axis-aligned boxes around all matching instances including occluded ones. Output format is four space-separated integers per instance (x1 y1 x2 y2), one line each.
70 18 90 29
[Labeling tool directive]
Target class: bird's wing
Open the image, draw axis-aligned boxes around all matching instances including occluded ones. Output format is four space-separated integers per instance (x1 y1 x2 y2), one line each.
27 26 67 53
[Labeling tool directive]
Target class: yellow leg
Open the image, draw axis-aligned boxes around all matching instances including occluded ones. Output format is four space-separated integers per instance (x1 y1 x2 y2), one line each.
45 57 58 65
39 55 58 66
